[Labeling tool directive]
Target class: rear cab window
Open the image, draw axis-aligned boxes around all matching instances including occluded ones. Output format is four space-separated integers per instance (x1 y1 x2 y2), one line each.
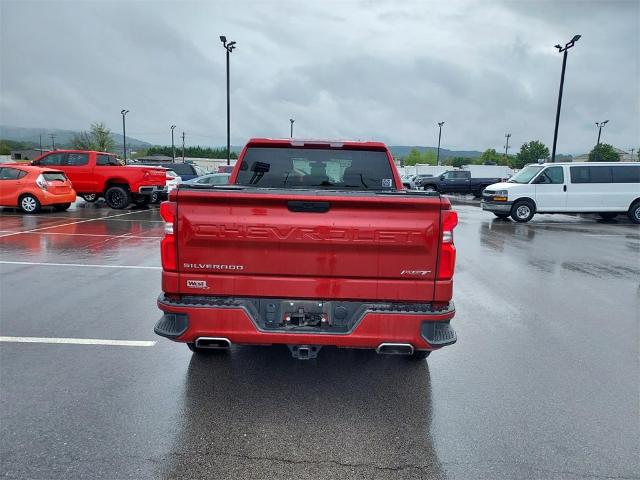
235 147 395 191
169 164 197 176
96 154 119 166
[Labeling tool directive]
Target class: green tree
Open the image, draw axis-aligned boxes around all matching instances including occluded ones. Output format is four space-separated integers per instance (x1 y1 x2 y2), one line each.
588 143 619 162
422 150 437 165
404 148 423 166
70 131 94 149
70 122 115 152
91 122 114 152
448 156 471 168
514 140 549 169
477 148 501 165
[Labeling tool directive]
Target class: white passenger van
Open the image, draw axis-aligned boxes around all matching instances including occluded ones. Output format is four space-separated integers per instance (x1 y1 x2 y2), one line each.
481 162 640 223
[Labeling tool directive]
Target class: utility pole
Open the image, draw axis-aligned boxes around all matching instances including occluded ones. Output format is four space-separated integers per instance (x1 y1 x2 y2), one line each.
504 133 511 158
121 109 129 164
182 131 185 162
220 35 236 166
594 120 609 161
171 125 176 161
290 118 295 138
551 34 581 162
436 122 445 166
631 148 635 161
39 133 43 156
49 133 56 150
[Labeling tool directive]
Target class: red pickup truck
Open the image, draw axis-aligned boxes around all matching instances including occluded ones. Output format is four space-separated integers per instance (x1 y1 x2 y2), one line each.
155 139 458 360
32 150 167 209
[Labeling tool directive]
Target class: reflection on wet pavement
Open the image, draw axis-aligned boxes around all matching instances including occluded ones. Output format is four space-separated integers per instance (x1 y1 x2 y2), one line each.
1 201 638 480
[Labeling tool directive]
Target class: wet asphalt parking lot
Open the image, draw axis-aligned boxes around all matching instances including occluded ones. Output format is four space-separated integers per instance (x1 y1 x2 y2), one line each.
1 199 638 480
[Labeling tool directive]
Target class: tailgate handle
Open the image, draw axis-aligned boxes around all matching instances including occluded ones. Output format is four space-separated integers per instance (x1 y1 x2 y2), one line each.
287 201 330 213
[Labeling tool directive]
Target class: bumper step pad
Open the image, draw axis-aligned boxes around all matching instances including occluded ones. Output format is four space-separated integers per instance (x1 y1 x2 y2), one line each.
421 322 457 347
154 313 189 339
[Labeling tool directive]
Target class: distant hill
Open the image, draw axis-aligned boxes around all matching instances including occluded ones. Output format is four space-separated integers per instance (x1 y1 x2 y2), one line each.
388 146 482 159
0 125 152 150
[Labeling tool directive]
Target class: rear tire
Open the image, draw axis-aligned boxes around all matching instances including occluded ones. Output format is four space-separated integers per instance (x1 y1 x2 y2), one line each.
493 213 510 220
81 193 98 202
132 195 150 206
19 194 41 214
104 185 131 209
628 201 640 224
511 200 535 223
53 203 71 212
408 350 431 360
424 185 438 192
474 185 489 198
598 213 618 220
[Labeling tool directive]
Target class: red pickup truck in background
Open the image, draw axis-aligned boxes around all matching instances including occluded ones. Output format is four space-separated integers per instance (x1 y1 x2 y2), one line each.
155 138 458 360
32 150 167 209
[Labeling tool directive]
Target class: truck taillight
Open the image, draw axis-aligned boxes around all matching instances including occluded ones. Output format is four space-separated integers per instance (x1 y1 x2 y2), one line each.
160 201 177 271
436 210 458 281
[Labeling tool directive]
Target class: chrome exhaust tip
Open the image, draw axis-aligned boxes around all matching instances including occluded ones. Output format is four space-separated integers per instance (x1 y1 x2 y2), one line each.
194 337 231 349
375 343 414 355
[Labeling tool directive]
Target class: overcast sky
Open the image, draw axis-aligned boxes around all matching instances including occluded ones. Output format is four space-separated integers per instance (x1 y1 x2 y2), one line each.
1 0 638 154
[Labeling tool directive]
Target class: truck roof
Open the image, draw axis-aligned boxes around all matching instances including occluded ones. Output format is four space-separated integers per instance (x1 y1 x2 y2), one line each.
38 149 115 155
246 138 388 150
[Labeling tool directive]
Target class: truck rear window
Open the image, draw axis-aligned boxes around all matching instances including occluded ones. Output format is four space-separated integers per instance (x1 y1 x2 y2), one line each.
235 147 395 190
169 164 197 176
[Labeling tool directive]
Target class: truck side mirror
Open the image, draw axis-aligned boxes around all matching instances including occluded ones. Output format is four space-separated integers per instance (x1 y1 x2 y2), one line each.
440 175 445 180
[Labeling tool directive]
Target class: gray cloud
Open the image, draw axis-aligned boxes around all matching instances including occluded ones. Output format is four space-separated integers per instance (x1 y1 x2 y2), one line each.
0 0 637 154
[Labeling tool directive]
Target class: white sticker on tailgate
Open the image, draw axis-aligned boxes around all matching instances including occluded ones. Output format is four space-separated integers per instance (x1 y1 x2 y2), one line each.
186 280 209 289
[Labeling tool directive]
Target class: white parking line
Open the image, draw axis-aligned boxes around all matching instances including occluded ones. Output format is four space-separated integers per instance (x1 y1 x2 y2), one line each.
0 336 156 347
0 215 163 223
0 261 161 270
12 232 162 239
585 234 640 237
0 210 156 238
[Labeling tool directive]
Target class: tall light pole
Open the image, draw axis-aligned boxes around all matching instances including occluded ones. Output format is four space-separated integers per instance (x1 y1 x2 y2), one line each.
171 125 176 161
182 131 186 162
39 133 43 156
49 133 56 150
504 133 511 158
436 121 445 166
220 35 236 166
631 148 636 161
551 34 581 162
290 118 295 138
121 109 129 163
594 120 609 161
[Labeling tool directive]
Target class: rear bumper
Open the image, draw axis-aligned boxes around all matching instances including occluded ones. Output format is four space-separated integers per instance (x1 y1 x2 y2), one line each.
156 294 456 351
138 185 167 194
481 200 513 213
39 191 77 206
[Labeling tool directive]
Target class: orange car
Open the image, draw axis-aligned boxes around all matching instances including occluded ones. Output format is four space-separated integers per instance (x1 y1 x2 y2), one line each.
0 164 77 213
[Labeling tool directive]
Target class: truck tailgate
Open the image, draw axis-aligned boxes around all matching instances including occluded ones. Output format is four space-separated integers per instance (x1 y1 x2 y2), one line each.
173 189 442 302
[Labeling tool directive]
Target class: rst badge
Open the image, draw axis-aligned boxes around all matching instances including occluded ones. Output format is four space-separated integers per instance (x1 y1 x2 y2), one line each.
186 280 209 289
400 270 431 276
